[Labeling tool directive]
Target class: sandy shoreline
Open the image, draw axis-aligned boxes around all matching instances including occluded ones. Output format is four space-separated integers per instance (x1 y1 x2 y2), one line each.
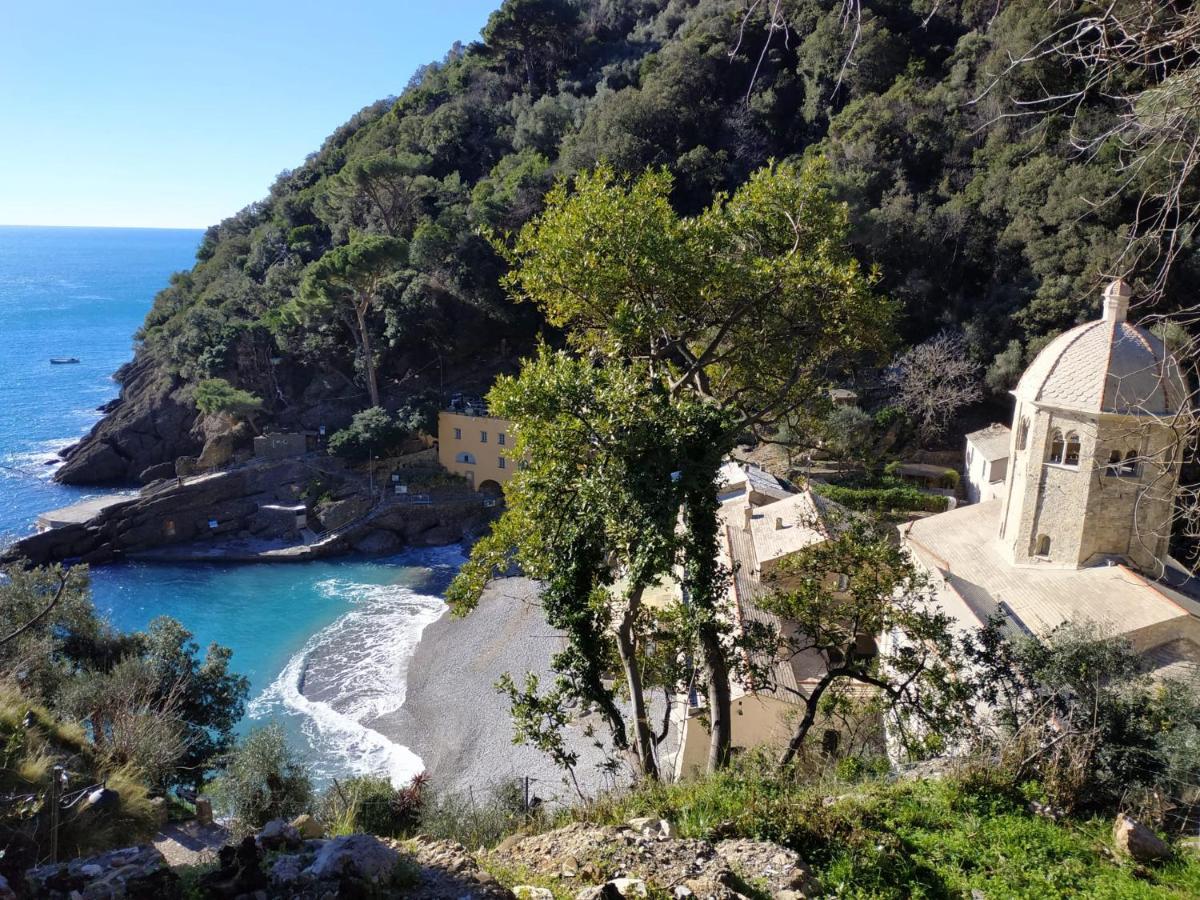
371 576 625 805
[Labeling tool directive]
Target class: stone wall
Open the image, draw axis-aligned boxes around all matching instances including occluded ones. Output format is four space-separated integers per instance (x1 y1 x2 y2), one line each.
1001 401 1179 573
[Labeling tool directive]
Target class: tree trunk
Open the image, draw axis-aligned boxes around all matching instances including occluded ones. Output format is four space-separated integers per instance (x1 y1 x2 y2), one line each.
679 489 735 774
778 673 835 768
615 584 658 780
700 624 732 771
354 296 380 407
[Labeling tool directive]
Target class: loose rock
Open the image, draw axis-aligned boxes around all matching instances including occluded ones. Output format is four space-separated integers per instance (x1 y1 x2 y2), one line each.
257 818 301 851
610 877 648 896
1113 814 1171 863
25 845 179 899
306 833 401 882
290 813 324 840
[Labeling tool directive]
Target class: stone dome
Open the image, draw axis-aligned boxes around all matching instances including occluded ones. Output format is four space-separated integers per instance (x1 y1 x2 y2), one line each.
1014 280 1189 417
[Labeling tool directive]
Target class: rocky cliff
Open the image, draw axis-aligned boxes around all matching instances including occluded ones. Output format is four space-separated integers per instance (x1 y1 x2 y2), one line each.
56 356 202 485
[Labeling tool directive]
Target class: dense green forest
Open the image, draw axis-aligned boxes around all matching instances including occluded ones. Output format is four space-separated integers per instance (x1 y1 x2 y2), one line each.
137 0 1197 429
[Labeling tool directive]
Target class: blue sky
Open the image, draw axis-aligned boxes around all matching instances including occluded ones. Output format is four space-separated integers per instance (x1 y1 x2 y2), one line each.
0 1 500 229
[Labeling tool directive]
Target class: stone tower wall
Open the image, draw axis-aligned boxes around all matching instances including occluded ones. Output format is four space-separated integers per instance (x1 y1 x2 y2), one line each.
1004 402 1179 571
1019 409 1095 566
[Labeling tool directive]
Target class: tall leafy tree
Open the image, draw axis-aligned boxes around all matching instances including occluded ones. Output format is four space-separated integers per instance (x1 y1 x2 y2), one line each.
498 158 894 430
294 235 408 408
490 158 894 770
483 0 581 90
448 350 731 781
319 153 436 239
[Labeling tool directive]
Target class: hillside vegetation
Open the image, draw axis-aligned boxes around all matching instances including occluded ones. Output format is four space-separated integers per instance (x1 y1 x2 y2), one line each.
65 0 1198 485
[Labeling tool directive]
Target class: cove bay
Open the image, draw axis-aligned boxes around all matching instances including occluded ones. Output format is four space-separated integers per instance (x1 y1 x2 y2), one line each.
0 225 445 785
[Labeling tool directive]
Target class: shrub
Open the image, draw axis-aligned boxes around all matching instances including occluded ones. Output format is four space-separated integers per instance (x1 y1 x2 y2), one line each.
328 407 409 460
812 482 949 513
328 393 439 460
210 724 312 833
418 779 532 848
1 565 246 792
835 754 891 783
0 690 160 883
967 621 1200 818
58 657 189 788
193 378 263 417
318 773 425 837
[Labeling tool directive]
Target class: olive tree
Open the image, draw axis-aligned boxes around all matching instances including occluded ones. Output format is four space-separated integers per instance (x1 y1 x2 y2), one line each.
754 518 974 767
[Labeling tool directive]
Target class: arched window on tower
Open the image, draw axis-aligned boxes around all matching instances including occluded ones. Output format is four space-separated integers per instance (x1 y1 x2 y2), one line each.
1036 534 1052 557
1105 450 1122 477
1064 432 1081 467
1048 430 1065 464
1017 418 1029 451
1120 449 1139 477
1105 448 1140 477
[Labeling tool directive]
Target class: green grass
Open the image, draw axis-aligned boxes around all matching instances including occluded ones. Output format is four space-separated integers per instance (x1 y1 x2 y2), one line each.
564 756 1200 898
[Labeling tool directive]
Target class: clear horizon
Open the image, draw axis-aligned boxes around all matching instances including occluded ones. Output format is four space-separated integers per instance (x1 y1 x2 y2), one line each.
0 1 500 230
0 223 206 231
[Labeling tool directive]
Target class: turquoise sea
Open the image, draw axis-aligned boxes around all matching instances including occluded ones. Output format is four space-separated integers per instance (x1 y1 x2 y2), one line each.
0 226 446 785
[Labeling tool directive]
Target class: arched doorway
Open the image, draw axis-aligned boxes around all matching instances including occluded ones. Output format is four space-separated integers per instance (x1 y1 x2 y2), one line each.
478 479 502 496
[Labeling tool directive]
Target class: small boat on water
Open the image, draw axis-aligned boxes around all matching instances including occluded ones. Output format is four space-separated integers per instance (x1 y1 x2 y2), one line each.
49 357 80 365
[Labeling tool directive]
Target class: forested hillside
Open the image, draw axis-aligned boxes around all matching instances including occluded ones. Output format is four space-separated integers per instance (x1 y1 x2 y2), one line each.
59 0 1199 483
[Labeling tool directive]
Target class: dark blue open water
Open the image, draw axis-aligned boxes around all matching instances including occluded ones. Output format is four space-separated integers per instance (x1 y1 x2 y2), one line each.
0 226 442 785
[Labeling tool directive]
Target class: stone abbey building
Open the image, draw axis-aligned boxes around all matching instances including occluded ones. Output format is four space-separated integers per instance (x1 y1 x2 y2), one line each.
999 279 1187 572
907 280 1200 678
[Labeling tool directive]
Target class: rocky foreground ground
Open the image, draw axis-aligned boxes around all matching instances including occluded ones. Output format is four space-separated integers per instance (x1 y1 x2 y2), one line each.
10 800 1187 899
17 815 820 899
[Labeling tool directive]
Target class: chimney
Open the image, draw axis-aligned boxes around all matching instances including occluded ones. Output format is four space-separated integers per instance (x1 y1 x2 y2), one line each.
743 505 754 531
774 516 785 530
1103 278 1132 323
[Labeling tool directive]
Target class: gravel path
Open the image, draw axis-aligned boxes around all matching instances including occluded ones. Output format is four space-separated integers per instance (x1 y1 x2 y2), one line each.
152 821 229 867
372 577 634 806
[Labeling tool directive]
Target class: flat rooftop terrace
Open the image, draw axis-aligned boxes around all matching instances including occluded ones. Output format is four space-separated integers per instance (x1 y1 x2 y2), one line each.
906 500 1196 642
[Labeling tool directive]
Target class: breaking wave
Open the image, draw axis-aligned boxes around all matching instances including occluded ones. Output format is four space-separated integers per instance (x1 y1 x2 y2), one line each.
248 556 455 787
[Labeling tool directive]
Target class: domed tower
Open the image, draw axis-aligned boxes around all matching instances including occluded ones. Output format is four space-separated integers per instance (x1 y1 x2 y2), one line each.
998 280 1189 573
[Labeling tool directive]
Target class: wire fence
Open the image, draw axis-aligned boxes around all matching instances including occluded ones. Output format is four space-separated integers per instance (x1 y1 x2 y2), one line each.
0 764 112 865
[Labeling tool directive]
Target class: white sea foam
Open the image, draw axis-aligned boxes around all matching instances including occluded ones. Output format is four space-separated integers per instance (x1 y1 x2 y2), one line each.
248 572 449 788
1 436 81 479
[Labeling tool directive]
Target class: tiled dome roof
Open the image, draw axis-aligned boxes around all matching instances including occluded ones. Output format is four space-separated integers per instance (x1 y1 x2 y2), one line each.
1014 280 1188 416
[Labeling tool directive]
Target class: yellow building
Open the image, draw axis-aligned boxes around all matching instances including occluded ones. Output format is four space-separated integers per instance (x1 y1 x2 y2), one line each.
437 410 515 493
